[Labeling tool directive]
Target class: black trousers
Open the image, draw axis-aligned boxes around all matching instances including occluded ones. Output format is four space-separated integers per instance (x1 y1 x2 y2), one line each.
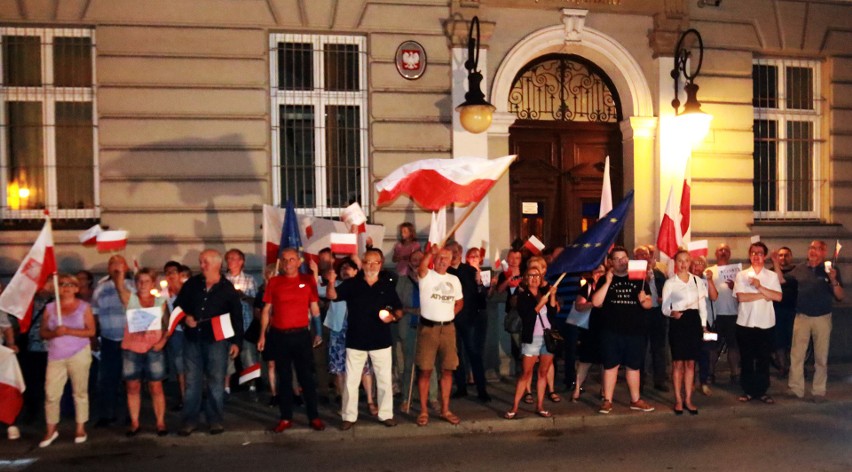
452 312 488 396
641 308 668 386
267 329 319 421
736 325 773 398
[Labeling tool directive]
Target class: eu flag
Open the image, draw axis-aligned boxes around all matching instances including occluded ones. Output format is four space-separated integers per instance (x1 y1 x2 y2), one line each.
278 199 302 257
547 190 634 277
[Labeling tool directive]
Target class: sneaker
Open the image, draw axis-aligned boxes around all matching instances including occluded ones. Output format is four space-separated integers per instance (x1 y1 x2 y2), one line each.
309 418 326 431
7 426 20 441
273 419 293 433
598 400 613 414
629 399 655 412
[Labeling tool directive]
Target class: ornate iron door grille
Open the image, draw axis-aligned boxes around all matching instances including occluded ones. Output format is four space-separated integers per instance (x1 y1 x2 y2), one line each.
508 54 621 123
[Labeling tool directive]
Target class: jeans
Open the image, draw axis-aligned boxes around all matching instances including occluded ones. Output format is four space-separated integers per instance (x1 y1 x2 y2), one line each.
452 312 488 396
267 329 319 421
182 339 230 427
97 338 124 420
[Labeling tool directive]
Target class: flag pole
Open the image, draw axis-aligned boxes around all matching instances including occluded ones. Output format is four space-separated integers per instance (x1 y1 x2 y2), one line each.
52 273 62 326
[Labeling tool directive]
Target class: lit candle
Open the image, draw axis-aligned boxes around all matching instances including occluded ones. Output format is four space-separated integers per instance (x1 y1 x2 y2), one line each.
378 309 393 322
825 261 832 272
150 288 160 297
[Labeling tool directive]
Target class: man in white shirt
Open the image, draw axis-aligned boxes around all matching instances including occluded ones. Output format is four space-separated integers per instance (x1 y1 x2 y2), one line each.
707 243 740 384
415 245 463 426
733 242 782 404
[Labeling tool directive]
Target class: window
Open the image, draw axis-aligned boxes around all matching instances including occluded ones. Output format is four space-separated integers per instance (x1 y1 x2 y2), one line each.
752 58 821 220
0 28 97 220
270 34 368 217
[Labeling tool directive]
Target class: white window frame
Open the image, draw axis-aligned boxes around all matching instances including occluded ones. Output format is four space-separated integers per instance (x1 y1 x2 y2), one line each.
269 33 369 218
753 58 821 220
0 27 99 220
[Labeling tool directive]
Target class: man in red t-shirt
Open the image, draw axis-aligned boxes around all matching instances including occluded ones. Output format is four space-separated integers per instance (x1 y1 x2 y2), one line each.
258 248 324 432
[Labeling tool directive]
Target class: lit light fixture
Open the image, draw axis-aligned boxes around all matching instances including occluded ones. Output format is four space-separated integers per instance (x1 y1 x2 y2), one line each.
671 28 712 146
18 186 30 199
455 16 495 134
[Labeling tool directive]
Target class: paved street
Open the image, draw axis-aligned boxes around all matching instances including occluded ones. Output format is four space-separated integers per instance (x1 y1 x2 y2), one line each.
1 364 852 471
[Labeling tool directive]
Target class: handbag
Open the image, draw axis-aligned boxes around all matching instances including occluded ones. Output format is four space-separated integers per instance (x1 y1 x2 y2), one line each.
537 309 563 353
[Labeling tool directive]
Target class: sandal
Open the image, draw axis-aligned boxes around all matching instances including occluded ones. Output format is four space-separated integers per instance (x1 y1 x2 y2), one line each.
368 402 379 416
523 392 534 404
503 411 517 420
536 410 552 418
548 392 562 403
738 394 753 402
416 412 429 427
759 395 775 404
440 411 461 425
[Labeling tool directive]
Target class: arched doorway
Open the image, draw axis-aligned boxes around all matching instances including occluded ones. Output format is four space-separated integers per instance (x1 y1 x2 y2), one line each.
508 54 623 247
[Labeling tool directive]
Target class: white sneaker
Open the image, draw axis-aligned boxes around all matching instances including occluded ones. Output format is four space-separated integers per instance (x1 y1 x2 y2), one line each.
7 425 20 440
39 431 59 448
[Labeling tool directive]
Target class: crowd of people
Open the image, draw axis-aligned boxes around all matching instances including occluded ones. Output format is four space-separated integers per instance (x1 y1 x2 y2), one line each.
0 221 844 444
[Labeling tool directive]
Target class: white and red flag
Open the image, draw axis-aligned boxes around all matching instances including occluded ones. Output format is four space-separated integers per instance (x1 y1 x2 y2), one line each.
211 313 235 341
688 240 708 258
78 224 102 246
302 217 314 239
679 157 692 242
239 363 261 385
0 217 56 332
628 260 649 281
166 307 186 337
96 230 127 252
330 233 358 255
0 346 25 425
599 155 613 218
656 185 683 259
523 235 545 256
375 155 516 210
835 240 842 260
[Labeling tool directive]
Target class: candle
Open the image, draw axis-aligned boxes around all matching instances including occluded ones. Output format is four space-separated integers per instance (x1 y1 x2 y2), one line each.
825 261 832 272
378 309 393 322
150 288 160 297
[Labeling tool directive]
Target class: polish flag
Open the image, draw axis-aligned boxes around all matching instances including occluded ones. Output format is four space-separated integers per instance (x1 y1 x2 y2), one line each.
96 230 128 252
599 156 613 218
0 217 56 332
0 346 25 425
523 235 545 256
302 217 314 239
835 240 843 260
330 233 358 255
166 306 186 336
688 240 708 258
375 155 516 210
628 259 648 281
78 224 102 246
425 207 446 254
751 235 761 243
238 363 261 385
211 313 235 341
656 186 683 259
493 250 503 271
679 157 692 242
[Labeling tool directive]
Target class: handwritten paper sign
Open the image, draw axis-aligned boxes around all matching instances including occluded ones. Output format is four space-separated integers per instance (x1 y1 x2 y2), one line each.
717 263 742 283
126 306 163 333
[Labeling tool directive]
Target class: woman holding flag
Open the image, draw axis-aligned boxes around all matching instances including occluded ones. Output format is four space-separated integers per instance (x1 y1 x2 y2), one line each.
39 273 96 447
121 269 169 437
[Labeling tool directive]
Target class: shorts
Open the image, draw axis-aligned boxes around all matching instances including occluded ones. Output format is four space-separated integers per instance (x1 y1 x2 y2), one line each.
122 349 166 382
521 335 552 357
600 330 645 370
415 323 458 371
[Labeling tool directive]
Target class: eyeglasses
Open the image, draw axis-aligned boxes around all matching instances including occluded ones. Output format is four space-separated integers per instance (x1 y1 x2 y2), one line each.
526 274 542 278
750 251 765 256
60 282 78 288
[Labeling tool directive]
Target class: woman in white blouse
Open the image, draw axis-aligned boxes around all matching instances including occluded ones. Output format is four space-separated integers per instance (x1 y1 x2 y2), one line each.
662 250 709 415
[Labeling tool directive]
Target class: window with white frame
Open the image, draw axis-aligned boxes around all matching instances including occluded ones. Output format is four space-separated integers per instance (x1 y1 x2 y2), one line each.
753 58 822 220
270 34 368 217
0 28 97 220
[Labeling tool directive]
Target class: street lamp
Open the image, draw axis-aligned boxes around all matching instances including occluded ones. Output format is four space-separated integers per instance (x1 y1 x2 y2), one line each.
671 28 712 146
455 16 495 134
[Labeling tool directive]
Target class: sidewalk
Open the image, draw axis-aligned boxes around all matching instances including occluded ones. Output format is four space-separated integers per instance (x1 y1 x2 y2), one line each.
4 363 852 451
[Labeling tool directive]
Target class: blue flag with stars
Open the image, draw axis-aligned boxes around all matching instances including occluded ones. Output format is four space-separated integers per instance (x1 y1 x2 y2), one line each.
547 190 634 277
278 199 302 258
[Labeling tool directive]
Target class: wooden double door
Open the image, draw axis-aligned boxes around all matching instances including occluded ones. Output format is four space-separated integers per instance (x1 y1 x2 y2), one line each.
508 120 622 248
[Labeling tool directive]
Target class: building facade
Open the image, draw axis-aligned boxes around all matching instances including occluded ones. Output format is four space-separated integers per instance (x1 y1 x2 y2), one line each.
1 1 850 355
